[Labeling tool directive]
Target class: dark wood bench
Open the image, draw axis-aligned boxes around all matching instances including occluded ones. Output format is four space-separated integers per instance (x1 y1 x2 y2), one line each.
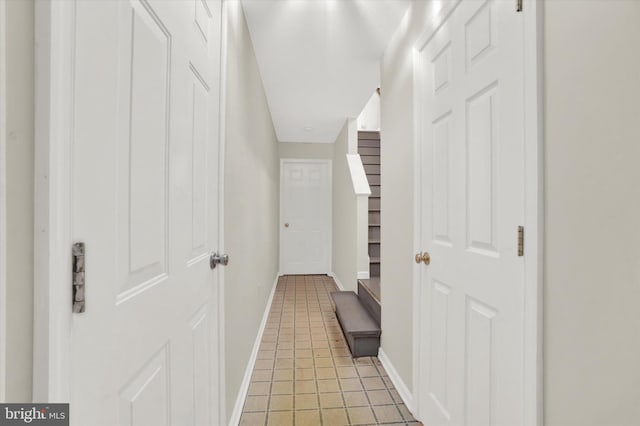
331 291 381 357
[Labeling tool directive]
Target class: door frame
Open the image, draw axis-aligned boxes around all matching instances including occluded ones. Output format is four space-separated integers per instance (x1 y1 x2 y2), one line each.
33 0 75 401
33 5 228 423
411 0 543 425
279 158 333 275
0 0 7 402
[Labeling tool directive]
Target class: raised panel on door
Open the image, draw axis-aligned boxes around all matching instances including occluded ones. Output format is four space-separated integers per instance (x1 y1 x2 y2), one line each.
194 0 211 43
117 0 171 304
432 42 452 93
464 0 496 70
465 82 499 257
188 65 210 263
464 297 497 426
191 0 214 84
432 111 453 247
119 346 171 426
428 280 452 420
190 306 212 425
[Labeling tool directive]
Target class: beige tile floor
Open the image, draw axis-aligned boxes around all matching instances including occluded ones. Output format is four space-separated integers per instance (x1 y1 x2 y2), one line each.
240 275 421 426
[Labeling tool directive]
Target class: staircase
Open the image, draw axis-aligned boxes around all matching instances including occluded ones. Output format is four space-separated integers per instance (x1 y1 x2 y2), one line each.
330 131 382 358
357 130 381 327
358 131 381 279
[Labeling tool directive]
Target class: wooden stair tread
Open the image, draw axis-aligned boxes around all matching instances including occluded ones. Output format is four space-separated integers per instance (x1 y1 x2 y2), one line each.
331 292 380 335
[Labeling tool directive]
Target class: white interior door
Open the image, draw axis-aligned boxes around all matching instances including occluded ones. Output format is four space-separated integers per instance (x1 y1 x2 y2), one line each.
280 160 331 275
417 1 525 425
70 1 222 424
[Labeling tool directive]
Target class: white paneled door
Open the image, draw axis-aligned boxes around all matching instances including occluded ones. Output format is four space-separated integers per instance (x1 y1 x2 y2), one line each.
417 1 525 425
280 160 332 275
70 1 222 424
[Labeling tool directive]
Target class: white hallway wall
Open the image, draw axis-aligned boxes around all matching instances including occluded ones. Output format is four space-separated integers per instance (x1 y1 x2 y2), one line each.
380 0 640 424
4 0 35 402
543 1 640 424
279 141 334 161
223 0 280 421
331 120 358 292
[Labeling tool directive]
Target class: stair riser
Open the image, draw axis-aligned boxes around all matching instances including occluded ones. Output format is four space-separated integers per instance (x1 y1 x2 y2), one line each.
358 139 380 148
358 130 381 139
361 155 380 165
367 175 380 185
368 226 380 240
369 244 380 258
368 211 380 223
369 197 380 209
358 282 381 326
358 147 380 156
364 164 381 175
346 334 379 358
370 263 380 276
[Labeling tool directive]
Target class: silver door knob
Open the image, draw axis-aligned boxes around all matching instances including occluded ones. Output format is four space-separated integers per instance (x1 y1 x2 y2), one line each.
210 252 229 269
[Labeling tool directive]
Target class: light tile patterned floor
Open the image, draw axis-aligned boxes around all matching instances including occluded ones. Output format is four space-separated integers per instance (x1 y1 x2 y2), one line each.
240 275 421 426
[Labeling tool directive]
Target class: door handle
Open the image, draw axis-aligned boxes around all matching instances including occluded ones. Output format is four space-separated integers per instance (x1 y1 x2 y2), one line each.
284 223 290 228
415 252 431 266
210 252 229 269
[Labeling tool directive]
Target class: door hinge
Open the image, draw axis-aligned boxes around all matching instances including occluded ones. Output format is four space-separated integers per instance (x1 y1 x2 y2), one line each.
517 226 524 257
516 0 523 12
72 242 86 313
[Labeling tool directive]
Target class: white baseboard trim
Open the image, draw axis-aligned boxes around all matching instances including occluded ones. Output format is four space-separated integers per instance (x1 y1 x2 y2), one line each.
357 271 370 280
228 274 280 426
328 272 346 291
378 347 416 415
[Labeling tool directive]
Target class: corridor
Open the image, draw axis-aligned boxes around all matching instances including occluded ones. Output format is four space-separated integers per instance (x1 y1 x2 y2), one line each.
239 275 420 426
5 1 640 425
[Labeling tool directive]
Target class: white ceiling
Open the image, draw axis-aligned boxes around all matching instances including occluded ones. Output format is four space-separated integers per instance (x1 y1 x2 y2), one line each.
240 0 411 143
